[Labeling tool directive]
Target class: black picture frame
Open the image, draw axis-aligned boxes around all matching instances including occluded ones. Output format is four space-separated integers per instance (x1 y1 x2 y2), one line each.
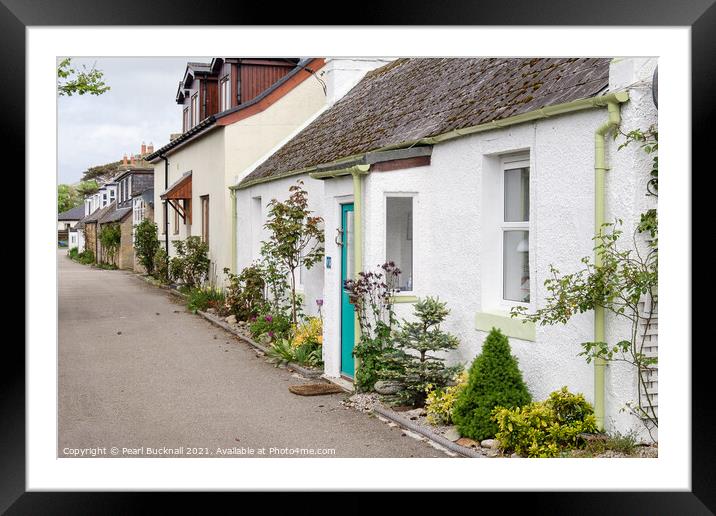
6 1 706 512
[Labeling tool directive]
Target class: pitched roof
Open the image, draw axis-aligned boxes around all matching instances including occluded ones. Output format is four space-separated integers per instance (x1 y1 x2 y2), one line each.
148 58 321 163
79 203 115 225
57 205 86 221
99 205 132 224
240 57 610 186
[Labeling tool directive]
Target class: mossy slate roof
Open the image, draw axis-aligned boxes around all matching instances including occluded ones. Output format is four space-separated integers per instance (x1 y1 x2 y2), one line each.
240 57 610 186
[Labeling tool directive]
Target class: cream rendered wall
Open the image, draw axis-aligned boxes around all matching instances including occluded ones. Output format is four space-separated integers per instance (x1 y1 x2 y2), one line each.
153 128 225 284
223 73 329 279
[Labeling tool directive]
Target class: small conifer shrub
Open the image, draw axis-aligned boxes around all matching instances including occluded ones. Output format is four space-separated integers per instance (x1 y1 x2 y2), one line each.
452 328 531 440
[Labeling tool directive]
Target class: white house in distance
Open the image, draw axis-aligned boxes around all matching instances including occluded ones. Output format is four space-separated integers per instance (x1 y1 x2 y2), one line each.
57 205 85 249
145 57 392 286
234 57 658 440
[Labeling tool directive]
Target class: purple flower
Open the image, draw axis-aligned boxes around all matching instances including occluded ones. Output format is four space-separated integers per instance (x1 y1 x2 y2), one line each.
268 331 275 338
265 315 273 323
316 299 324 307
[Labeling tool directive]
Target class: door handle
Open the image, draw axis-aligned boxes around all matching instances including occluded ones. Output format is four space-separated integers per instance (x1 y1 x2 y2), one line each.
335 227 344 248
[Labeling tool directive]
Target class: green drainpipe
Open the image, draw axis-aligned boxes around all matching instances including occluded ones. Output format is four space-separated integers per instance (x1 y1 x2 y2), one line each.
593 93 628 431
230 188 237 273
349 165 369 378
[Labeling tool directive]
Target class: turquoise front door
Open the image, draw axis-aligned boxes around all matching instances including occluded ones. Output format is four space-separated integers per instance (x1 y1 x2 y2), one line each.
340 203 356 377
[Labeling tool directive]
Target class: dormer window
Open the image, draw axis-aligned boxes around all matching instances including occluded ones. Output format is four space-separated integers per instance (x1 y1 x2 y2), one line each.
220 75 230 112
191 93 199 128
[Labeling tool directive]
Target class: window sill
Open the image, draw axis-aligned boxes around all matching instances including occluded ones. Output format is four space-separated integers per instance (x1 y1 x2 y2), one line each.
390 295 418 304
475 310 535 342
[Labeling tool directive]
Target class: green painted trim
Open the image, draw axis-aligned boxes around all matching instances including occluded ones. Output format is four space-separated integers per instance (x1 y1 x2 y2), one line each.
475 311 536 342
390 295 418 304
592 99 624 431
232 91 629 190
230 188 237 273
352 170 364 375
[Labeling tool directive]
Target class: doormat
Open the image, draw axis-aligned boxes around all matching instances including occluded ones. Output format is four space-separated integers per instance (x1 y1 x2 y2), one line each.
288 383 345 396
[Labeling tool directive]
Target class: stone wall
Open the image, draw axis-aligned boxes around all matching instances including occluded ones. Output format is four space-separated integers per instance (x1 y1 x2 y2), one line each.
118 216 134 270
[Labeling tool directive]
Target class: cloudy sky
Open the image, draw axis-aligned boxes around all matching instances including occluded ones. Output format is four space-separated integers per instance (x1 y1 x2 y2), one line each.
58 57 207 184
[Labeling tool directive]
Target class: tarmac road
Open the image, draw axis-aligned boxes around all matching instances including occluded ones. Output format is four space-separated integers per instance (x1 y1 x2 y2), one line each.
58 250 446 458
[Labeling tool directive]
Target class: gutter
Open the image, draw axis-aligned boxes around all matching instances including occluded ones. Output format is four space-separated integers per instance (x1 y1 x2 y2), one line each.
235 91 629 190
592 91 629 431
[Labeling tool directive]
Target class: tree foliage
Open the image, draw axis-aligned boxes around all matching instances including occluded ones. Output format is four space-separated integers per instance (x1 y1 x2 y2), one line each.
57 184 80 213
452 328 532 440
98 224 122 265
170 236 210 289
261 181 324 326
379 297 462 406
134 219 160 274
57 58 110 97
81 161 122 183
511 124 659 439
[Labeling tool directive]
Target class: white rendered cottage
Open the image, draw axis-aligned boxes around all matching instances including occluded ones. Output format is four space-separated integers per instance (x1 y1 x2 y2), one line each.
234 57 658 440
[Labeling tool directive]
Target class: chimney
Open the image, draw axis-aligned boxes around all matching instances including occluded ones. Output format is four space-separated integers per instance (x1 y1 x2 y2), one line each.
130 155 135 166
122 154 128 166
147 143 154 154
141 142 147 155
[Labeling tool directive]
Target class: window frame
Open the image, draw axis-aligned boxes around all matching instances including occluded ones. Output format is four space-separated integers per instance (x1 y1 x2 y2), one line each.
499 155 531 308
384 192 417 294
173 205 180 235
191 93 199 128
200 195 210 245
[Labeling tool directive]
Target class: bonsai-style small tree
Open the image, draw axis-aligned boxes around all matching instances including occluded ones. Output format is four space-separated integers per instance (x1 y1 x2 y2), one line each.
452 328 531 440
261 180 324 326
379 296 461 406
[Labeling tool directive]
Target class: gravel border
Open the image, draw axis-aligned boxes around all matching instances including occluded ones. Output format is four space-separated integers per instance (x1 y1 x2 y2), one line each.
371 405 484 458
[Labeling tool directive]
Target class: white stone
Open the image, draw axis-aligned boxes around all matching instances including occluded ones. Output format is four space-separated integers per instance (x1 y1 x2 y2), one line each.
443 427 461 442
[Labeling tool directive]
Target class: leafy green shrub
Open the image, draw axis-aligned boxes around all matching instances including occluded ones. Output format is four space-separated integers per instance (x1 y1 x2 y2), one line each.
265 338 295 367
292 343 323 368
249 313 292 343
379 297 461 406
345 262 401 392
265 337 322 368
223 265 266 321
67 247 79 260
153 248 170 284
186 286 225 314
170 236 209 289
134 219 160 274
452 328 531 440
492 387 598 457
95 262 118 270
425 370 468 425
77 249 95 264
98 223 122 265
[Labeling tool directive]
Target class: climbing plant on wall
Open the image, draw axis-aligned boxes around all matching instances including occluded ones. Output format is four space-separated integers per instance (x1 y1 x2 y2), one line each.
511 124 658 440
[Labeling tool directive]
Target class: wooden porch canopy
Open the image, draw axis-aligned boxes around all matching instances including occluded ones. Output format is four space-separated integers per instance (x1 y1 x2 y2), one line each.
160 171 192 224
